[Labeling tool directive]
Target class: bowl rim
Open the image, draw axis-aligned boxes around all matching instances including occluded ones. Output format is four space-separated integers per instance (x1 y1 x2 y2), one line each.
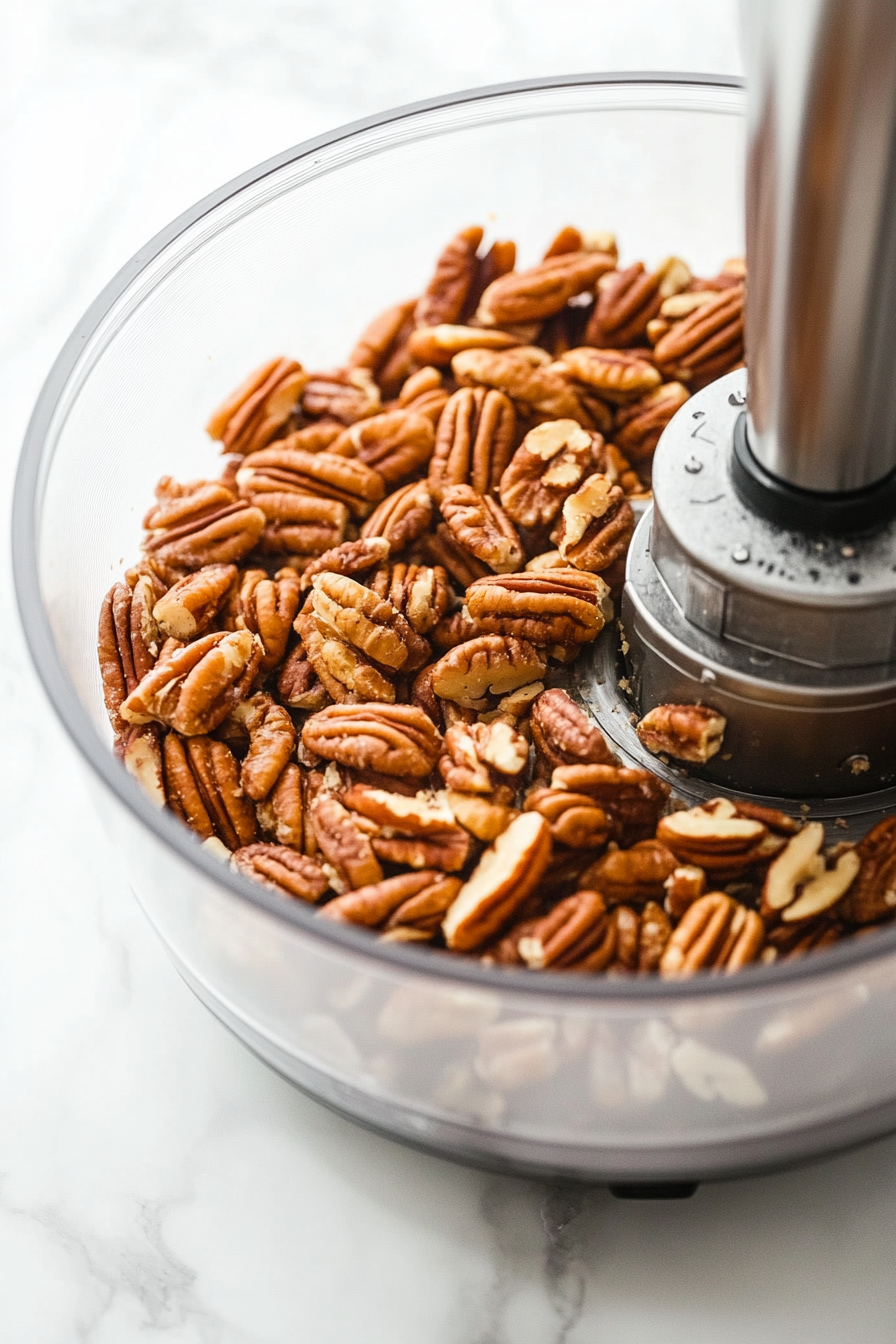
16 68 896 1001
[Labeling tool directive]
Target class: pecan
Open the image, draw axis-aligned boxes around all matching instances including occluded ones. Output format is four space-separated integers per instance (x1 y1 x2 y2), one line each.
840 818 896 925
579 838 678 903
613 382 691 464
663 864 707 919
584 258 690 348
319 870 458 929
439 485 524 574
445 791 517 842
348 298 416 398
163 732 257 849
414 225 484 328
236 446 384 521
382 874 463 936
368 562 451 635
255 762 304 848
301 366 381 425
142 477 265 575
428 387 516 503
301 622 397 704
765 915 843 960
277 643 330 710
609 904 642 971
498 419 596 530
452 347 592 422
652 285 745 388
465 237 518 319
232 567 302 673
300 537 391 591
438 719 529 797
657 800 772 879
551 473 635 572
342 785 471 872
230 693 296 801
524 787 611 849
464 569 612 645
236 483 347 560
475 251 615 326
152 564 236 641
442 811 553 951
206 357 307 456
119 723 166 807
423 524 491 588
636 702 726 765
98 577 163 735
530 689 614 770
309 791 383 891
550 764 670 847
330 409 435 486
660 893 765 976
272 423 345 454
232 843 328 902
359 480 433 551
432 606 483 652
638 901 673 972
554 347 661 403
408 324 521 367
430 635 547 710
121 629 262 735
517 890 611 969
310 571 430 672
302 703 442 777
761 823 860 924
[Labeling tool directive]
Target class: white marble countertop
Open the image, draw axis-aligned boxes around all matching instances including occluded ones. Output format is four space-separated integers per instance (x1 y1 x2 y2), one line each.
4 3 896 1340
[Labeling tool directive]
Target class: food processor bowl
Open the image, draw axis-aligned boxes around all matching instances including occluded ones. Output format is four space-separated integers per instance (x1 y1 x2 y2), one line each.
15 74 896 1184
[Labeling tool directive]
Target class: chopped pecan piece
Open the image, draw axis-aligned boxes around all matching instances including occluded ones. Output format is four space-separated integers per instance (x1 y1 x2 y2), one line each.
652 285 745 388
579 838 678 903
517 890 611 969
232 567 302 673
415 225 484 328
302 703 442 777
663 864 707 919
636 703 726 764
119 723 166 807
359 480 433 551
309 791 383 891
551 472 635 573
464 569 612 645
121 629 262 736
342 785 471 872
657 800 773 879
152 564 236 641
530 689 614 770
840 817 896 926
498 419 595 530
475 251 615 326
452 347 592 422
232 843 328 901
555 347 661 403
369 562 451 635
442 812 553 951
319 870 457 929
237 446 384 521
230 693 296 801
310 572 429 672
409 324 521 367
524 787 611 849
614 381 690 464
142 477 265 575
256 762 304 848
438 719 529 798
277 642 330 710
206 357 307 456
439 485 524 574
430 635 547 710
330 409 435 486
300 536 391 591
550 764 670 847
98 577 163 735
584 258 690 348
660 892 765 976
348 298 416 399
163 732 257 849
428 386 516 503
301 366 381 424
761 822 860 924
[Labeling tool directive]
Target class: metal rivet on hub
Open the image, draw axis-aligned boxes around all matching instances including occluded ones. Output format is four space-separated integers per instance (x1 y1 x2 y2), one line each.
732 545 750 563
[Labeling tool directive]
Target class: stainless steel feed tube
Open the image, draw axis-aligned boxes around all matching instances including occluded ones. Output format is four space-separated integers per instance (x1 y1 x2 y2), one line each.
743 0 896 495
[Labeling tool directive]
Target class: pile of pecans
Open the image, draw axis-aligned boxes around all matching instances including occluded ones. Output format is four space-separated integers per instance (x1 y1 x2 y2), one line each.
97 223 896 976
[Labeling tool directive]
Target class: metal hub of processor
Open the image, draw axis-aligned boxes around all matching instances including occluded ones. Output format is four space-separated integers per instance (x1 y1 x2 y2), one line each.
584 0 896 832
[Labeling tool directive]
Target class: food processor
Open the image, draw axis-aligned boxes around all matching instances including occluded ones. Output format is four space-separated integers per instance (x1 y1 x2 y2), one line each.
14 2 896 1192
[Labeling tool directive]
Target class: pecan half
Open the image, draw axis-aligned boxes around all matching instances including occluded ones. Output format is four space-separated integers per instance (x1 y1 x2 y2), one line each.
310 572 430 672
550 764 670 846
300 536 391 591
348 298 416 398
663 864 707 919
555 347 661 403
439 485 524 574
614 382 690 464
438 719 529 797
342 785 471 872
330 409 435 486
652 285 745 388
660 893 765 976
143 477 265 574
445 791 517 842
121 629 262 735
584 258 690 348
302 703 442 777
276 643 330 710
464 569 612 645
232 843 328 901
301 366 381 424
475 251 615 326
442 811 553 951
359 480 433 551
428 387 516 503
152 564 236 641
657 800 772 879
430 635 547 710
255 762 304 848
408 324 521 367
163 732 257 849
368 562 451 635
551 473 635 572
530 689 614 770
230 693 296 801
206 357 307 456
637 702 726 764
119 723 166 807
638 901 674 972
309 791 383 891
301 623 397 704
761 822 860 924
840 817 896 925
517 889 611 969
423 524 491 588
238 485 348 560
319 870 458 929
452 347 591 422
498 419 596 530
233 567 302 673
415 225 484 328
579 838 678 904
524 787 611 849
237 446 385 520
98 577 163 735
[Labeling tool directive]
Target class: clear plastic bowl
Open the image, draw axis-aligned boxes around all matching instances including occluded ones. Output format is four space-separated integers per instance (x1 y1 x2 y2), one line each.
15 74 896 1183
